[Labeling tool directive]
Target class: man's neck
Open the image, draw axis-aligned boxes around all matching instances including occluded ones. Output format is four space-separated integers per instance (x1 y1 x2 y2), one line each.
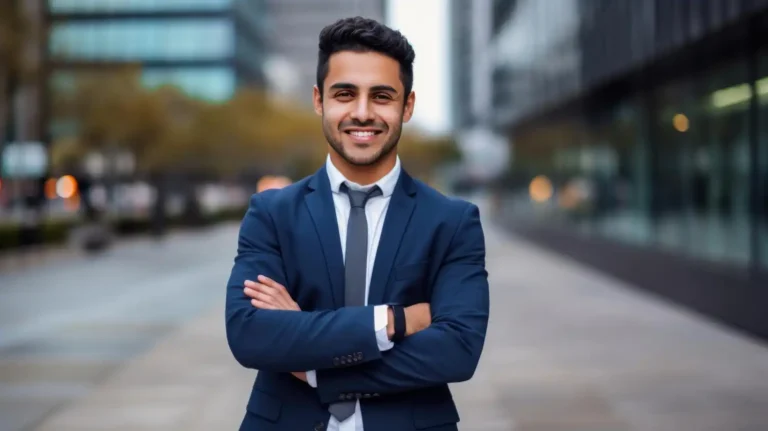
329 153 397 186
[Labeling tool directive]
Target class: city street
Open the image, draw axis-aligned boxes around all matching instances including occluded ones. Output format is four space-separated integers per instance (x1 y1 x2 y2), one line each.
2 201 768 431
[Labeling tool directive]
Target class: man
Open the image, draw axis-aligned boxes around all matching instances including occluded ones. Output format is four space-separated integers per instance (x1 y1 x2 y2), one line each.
225 16 489 431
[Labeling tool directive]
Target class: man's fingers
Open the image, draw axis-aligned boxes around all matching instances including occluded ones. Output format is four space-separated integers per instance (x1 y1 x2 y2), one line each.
251 299 275 309
245 287 273 303
257 275 286 291
245 278 295 311
245 281 278 297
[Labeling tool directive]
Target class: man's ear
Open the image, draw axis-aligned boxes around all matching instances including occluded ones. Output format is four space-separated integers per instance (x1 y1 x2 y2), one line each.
313 86 323 116
402 90 416 123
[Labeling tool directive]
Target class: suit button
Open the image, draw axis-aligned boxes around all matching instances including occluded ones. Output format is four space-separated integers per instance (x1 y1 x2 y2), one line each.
314 421 325 431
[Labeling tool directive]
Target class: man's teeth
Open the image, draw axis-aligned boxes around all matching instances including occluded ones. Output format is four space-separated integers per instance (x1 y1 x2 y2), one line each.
350 131 376 137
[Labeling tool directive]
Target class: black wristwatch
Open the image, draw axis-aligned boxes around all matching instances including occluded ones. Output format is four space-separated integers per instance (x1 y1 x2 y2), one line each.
388 305 406 342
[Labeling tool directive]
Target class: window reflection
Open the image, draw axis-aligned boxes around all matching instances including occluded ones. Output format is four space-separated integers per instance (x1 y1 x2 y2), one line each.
759 51 768 270
50 0 232 12
50 19 233 61
653 81 696 253
507 51 768 272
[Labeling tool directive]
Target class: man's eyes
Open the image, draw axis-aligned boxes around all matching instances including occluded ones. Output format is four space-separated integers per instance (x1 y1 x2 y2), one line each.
334 92 392 100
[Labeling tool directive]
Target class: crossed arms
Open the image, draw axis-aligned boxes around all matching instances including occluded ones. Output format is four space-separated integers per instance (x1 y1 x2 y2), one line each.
225 193 490 403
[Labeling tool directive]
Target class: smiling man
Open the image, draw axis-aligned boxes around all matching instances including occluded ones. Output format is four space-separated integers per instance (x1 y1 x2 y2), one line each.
225 17 490 431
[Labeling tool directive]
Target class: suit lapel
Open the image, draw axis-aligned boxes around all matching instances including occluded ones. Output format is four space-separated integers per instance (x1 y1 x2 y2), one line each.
304 167 345 308
368 170 417 306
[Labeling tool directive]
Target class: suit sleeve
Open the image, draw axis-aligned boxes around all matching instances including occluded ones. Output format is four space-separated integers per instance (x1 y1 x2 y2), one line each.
314 203 490 403
225 193 383 372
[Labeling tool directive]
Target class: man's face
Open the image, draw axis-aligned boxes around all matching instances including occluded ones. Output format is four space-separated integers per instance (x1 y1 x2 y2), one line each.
314 51 415 167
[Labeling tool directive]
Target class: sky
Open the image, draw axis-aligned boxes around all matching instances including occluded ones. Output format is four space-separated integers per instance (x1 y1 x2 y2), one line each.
386 0 450 136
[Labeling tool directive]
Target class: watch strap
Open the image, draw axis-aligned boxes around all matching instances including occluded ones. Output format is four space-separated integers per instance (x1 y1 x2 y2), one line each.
390 305 406 342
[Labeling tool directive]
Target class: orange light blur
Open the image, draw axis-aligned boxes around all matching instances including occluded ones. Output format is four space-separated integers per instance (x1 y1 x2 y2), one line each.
257 175 292 193
673 113 689 132
529 175 553 203
45 178 58 199
56 175 78 199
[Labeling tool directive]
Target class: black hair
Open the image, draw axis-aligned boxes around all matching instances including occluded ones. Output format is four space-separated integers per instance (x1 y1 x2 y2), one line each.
316 16 415 98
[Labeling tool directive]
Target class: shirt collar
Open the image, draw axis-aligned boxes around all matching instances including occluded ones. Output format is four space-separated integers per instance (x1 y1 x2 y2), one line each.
325 154 401 198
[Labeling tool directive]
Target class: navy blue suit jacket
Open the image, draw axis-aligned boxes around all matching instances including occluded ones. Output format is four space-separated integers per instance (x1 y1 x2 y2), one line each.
225 165 489 431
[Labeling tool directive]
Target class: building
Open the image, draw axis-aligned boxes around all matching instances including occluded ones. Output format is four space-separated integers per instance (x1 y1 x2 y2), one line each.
263 0 387 105
492 0 768 340
449 0 474 130
46 0 269 112
447 0 509 185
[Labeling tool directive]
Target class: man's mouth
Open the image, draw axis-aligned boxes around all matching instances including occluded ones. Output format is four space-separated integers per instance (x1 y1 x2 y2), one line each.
345 130 382 142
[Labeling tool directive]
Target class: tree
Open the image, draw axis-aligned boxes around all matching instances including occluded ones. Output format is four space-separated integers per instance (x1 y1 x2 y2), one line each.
0 0 38 151
49 69 462 184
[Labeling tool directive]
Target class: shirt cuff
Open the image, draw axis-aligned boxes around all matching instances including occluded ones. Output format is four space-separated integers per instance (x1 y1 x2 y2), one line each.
374 304 395 351
306 370 317 388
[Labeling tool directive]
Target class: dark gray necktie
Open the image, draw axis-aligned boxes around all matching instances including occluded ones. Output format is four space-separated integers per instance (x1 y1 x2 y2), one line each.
328 183 382 422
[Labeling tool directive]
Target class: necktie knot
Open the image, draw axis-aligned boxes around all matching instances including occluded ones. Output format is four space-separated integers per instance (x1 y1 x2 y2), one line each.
341 184 382 208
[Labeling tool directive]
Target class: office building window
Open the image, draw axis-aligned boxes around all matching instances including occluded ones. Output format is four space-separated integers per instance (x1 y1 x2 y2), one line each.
759 50 768 270
693 59 752 266
599 98 653 246
49 0 232 13
652 80 697 254
50 19 233 61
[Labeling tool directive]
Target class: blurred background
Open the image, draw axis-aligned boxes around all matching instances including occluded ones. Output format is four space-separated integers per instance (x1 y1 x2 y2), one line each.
0 0 461 254
2 1 768 430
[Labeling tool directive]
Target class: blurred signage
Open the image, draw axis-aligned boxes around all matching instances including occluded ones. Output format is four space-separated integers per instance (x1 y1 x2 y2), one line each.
1 141 48 178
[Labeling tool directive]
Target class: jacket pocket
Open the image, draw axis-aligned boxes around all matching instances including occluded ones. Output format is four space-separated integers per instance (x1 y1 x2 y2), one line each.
246 390 283 423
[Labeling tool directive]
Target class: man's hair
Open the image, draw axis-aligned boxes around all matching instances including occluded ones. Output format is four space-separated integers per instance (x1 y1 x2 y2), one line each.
317 16 415 98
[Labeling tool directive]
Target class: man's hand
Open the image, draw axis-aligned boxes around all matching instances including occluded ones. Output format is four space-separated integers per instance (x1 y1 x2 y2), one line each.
387 303 431 339
244 275 300 311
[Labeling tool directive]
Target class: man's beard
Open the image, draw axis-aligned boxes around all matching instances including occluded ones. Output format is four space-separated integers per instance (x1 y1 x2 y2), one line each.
322 116 402 167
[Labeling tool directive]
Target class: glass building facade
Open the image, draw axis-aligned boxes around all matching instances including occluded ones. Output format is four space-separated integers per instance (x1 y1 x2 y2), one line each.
493 0 768 275
46 0 268 107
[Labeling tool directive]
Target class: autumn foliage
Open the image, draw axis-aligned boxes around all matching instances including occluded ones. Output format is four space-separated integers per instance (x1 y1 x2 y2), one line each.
49 67 460 182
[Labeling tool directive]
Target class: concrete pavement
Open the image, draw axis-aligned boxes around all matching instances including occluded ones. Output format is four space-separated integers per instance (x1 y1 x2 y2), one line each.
13 213 768 431
0 224 240 431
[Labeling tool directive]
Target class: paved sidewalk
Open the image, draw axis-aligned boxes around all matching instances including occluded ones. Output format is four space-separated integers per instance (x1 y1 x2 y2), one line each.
32 218 768 431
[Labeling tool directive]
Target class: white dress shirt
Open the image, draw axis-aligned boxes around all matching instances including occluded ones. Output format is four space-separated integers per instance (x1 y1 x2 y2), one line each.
304 154 400 431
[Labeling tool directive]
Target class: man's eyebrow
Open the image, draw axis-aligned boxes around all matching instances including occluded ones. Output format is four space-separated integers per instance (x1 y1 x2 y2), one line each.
370 85 398 94
329 82 358 90
328 83 399 94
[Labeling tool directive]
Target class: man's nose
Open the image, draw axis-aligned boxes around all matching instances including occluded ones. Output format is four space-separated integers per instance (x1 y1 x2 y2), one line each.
349 98 374 122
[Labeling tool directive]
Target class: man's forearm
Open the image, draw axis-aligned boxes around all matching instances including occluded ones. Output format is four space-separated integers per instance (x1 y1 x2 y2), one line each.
225 303 383 372
313 316 487 404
